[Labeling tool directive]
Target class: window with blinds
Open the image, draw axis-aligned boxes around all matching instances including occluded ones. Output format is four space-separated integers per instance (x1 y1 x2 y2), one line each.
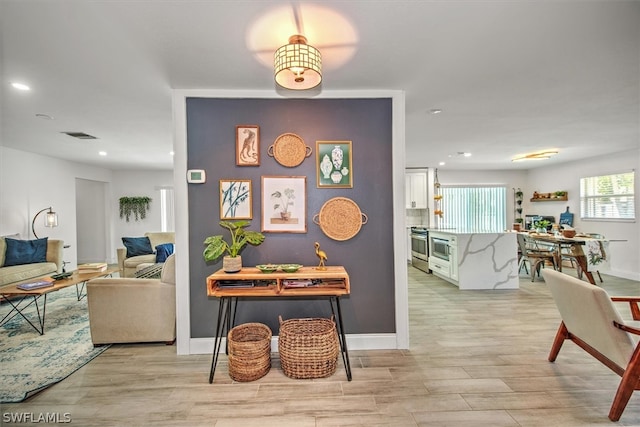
580 171 635 221
440 185 507 232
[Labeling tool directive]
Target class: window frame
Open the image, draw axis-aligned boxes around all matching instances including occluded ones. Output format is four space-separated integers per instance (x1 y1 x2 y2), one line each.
579 171 635 222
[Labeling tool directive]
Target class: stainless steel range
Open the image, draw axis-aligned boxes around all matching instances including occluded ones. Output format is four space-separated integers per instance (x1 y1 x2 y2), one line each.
410 226 430 273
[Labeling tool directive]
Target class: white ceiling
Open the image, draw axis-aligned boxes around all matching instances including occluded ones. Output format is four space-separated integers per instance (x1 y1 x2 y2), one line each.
1 1 638 171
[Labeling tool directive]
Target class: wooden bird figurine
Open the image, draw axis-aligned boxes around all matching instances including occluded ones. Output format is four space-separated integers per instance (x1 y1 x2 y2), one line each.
314 242 327 270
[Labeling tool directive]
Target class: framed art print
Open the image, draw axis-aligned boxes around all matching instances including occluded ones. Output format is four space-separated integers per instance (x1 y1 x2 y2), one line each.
220 179 252 220
236 125 260 166
261 176 307 233
316 141 353 188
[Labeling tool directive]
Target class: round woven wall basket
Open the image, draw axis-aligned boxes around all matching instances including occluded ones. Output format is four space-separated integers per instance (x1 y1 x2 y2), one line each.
227 322 272 382
313 197 368 241
267 133 312 167
278 316 339 379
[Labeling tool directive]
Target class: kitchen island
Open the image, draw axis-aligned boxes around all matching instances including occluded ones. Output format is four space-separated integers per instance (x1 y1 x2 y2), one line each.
428 229 519 289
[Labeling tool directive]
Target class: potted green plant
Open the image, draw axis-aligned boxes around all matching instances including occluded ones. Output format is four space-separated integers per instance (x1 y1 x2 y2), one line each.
533 219 551 233
203 220 265 273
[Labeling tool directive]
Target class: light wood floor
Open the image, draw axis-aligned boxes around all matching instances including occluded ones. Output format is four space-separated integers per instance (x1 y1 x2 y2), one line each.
3 266 640 426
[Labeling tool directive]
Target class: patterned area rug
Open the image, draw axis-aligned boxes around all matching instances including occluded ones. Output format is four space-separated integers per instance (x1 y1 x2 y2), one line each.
0 286 110 402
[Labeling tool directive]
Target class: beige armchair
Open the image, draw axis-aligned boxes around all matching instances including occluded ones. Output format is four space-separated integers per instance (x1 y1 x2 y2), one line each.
543 268 640 422
117 232 174 277
86 254 176 345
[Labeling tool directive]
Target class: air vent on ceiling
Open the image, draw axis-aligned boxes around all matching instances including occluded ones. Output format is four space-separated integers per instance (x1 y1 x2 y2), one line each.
62 131 98 140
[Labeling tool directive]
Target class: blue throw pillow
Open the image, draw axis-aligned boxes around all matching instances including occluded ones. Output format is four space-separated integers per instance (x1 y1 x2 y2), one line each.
4 238 48 266
122 236 153 258
155 243 174 263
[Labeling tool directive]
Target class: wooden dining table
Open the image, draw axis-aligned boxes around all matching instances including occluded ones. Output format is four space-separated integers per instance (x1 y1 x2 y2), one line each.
525 233 596 285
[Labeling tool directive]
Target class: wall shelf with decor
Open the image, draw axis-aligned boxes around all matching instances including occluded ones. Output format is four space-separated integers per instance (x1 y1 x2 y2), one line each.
530 191 568 202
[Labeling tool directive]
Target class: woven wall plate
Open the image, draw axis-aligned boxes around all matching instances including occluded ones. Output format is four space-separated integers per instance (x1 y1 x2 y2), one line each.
313 197 368 241
267 133 312 167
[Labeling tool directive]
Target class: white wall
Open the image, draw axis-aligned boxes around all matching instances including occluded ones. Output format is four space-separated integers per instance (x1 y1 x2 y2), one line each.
1 147 173 266
436 150 639 280
110 170 174 256
526 149 639 280
0 146 113 269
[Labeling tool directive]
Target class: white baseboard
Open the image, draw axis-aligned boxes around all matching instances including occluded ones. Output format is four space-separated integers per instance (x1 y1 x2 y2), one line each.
187 333 398 355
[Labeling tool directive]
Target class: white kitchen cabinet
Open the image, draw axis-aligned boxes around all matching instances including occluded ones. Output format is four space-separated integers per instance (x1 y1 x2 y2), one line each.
405 172 427 209
429 256 450 278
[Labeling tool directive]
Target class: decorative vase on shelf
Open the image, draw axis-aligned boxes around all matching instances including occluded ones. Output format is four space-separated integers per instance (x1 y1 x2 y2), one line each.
331 145 343 170
320 154 332 179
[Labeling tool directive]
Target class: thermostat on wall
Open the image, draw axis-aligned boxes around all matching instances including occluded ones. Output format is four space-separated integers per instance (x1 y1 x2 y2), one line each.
187 169 206 183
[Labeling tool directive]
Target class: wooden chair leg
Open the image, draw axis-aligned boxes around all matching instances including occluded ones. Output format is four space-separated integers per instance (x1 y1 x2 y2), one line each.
609 345 640 421
548 322 568 362
597 271 603 283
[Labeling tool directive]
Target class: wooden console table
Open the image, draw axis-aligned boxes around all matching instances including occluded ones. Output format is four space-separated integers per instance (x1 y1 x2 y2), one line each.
206 266 351 383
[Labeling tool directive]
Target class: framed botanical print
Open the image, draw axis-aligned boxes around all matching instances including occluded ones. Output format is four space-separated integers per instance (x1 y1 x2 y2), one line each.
316 141 353 188
220 179 252 220
261 176 307 233
236 125 260 166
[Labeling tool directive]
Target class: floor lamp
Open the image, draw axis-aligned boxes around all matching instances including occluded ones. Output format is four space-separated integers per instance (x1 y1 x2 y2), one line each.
32 207 58 239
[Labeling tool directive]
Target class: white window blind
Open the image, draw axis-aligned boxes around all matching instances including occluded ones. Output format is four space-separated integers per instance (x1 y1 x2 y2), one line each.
440 185 507 232
580 171 635 220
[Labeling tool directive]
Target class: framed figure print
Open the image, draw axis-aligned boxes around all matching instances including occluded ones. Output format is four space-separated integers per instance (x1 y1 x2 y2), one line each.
220 179 252 220
236 125 260 166
261 176 307 233
316 141 353 188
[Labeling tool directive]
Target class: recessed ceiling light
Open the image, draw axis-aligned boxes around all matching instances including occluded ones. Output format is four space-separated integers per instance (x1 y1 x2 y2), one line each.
429 109 442 115
438 161 445 166
98 151 107 156
169 151 175 156
11 82 30 91
35 113 54 120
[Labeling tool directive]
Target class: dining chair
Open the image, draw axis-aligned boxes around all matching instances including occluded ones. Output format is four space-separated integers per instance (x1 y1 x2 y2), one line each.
517 233 557 281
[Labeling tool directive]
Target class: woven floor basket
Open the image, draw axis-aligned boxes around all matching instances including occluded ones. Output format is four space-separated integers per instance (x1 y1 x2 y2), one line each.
227 323 272 382
278 316 339 379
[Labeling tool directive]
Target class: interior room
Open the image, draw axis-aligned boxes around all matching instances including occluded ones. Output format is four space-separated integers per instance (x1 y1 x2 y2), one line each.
1 1 639 425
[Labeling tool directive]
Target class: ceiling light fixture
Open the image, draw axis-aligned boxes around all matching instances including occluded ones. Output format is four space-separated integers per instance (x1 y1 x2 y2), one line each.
430 109 442 115
11 82 30 91
511 150 559 162
274 35 322 90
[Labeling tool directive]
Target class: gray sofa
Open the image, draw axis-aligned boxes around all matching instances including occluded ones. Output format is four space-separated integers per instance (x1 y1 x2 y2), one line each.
0 237 64 289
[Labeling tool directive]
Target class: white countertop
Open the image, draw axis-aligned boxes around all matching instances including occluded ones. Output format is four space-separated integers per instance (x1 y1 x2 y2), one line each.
428 228 508 235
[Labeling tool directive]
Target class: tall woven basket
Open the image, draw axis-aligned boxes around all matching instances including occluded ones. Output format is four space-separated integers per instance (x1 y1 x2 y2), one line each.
278 316 339 379
227 323 272 382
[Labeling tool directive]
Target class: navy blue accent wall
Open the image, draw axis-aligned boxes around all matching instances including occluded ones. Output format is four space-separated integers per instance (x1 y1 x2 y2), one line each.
187 98 394 337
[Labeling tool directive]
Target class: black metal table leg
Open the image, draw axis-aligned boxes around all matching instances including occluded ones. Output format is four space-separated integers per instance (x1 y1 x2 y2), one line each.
0 293 47 335
331 296 352 381
209 297 230 383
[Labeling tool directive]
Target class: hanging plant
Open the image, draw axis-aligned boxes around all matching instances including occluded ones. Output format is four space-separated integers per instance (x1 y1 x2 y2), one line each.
119 196 152 222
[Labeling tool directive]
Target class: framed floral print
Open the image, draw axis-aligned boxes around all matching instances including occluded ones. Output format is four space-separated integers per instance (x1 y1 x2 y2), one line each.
261 176 307 233
220 179 252 220
316 141 353 188
236 125 260 166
